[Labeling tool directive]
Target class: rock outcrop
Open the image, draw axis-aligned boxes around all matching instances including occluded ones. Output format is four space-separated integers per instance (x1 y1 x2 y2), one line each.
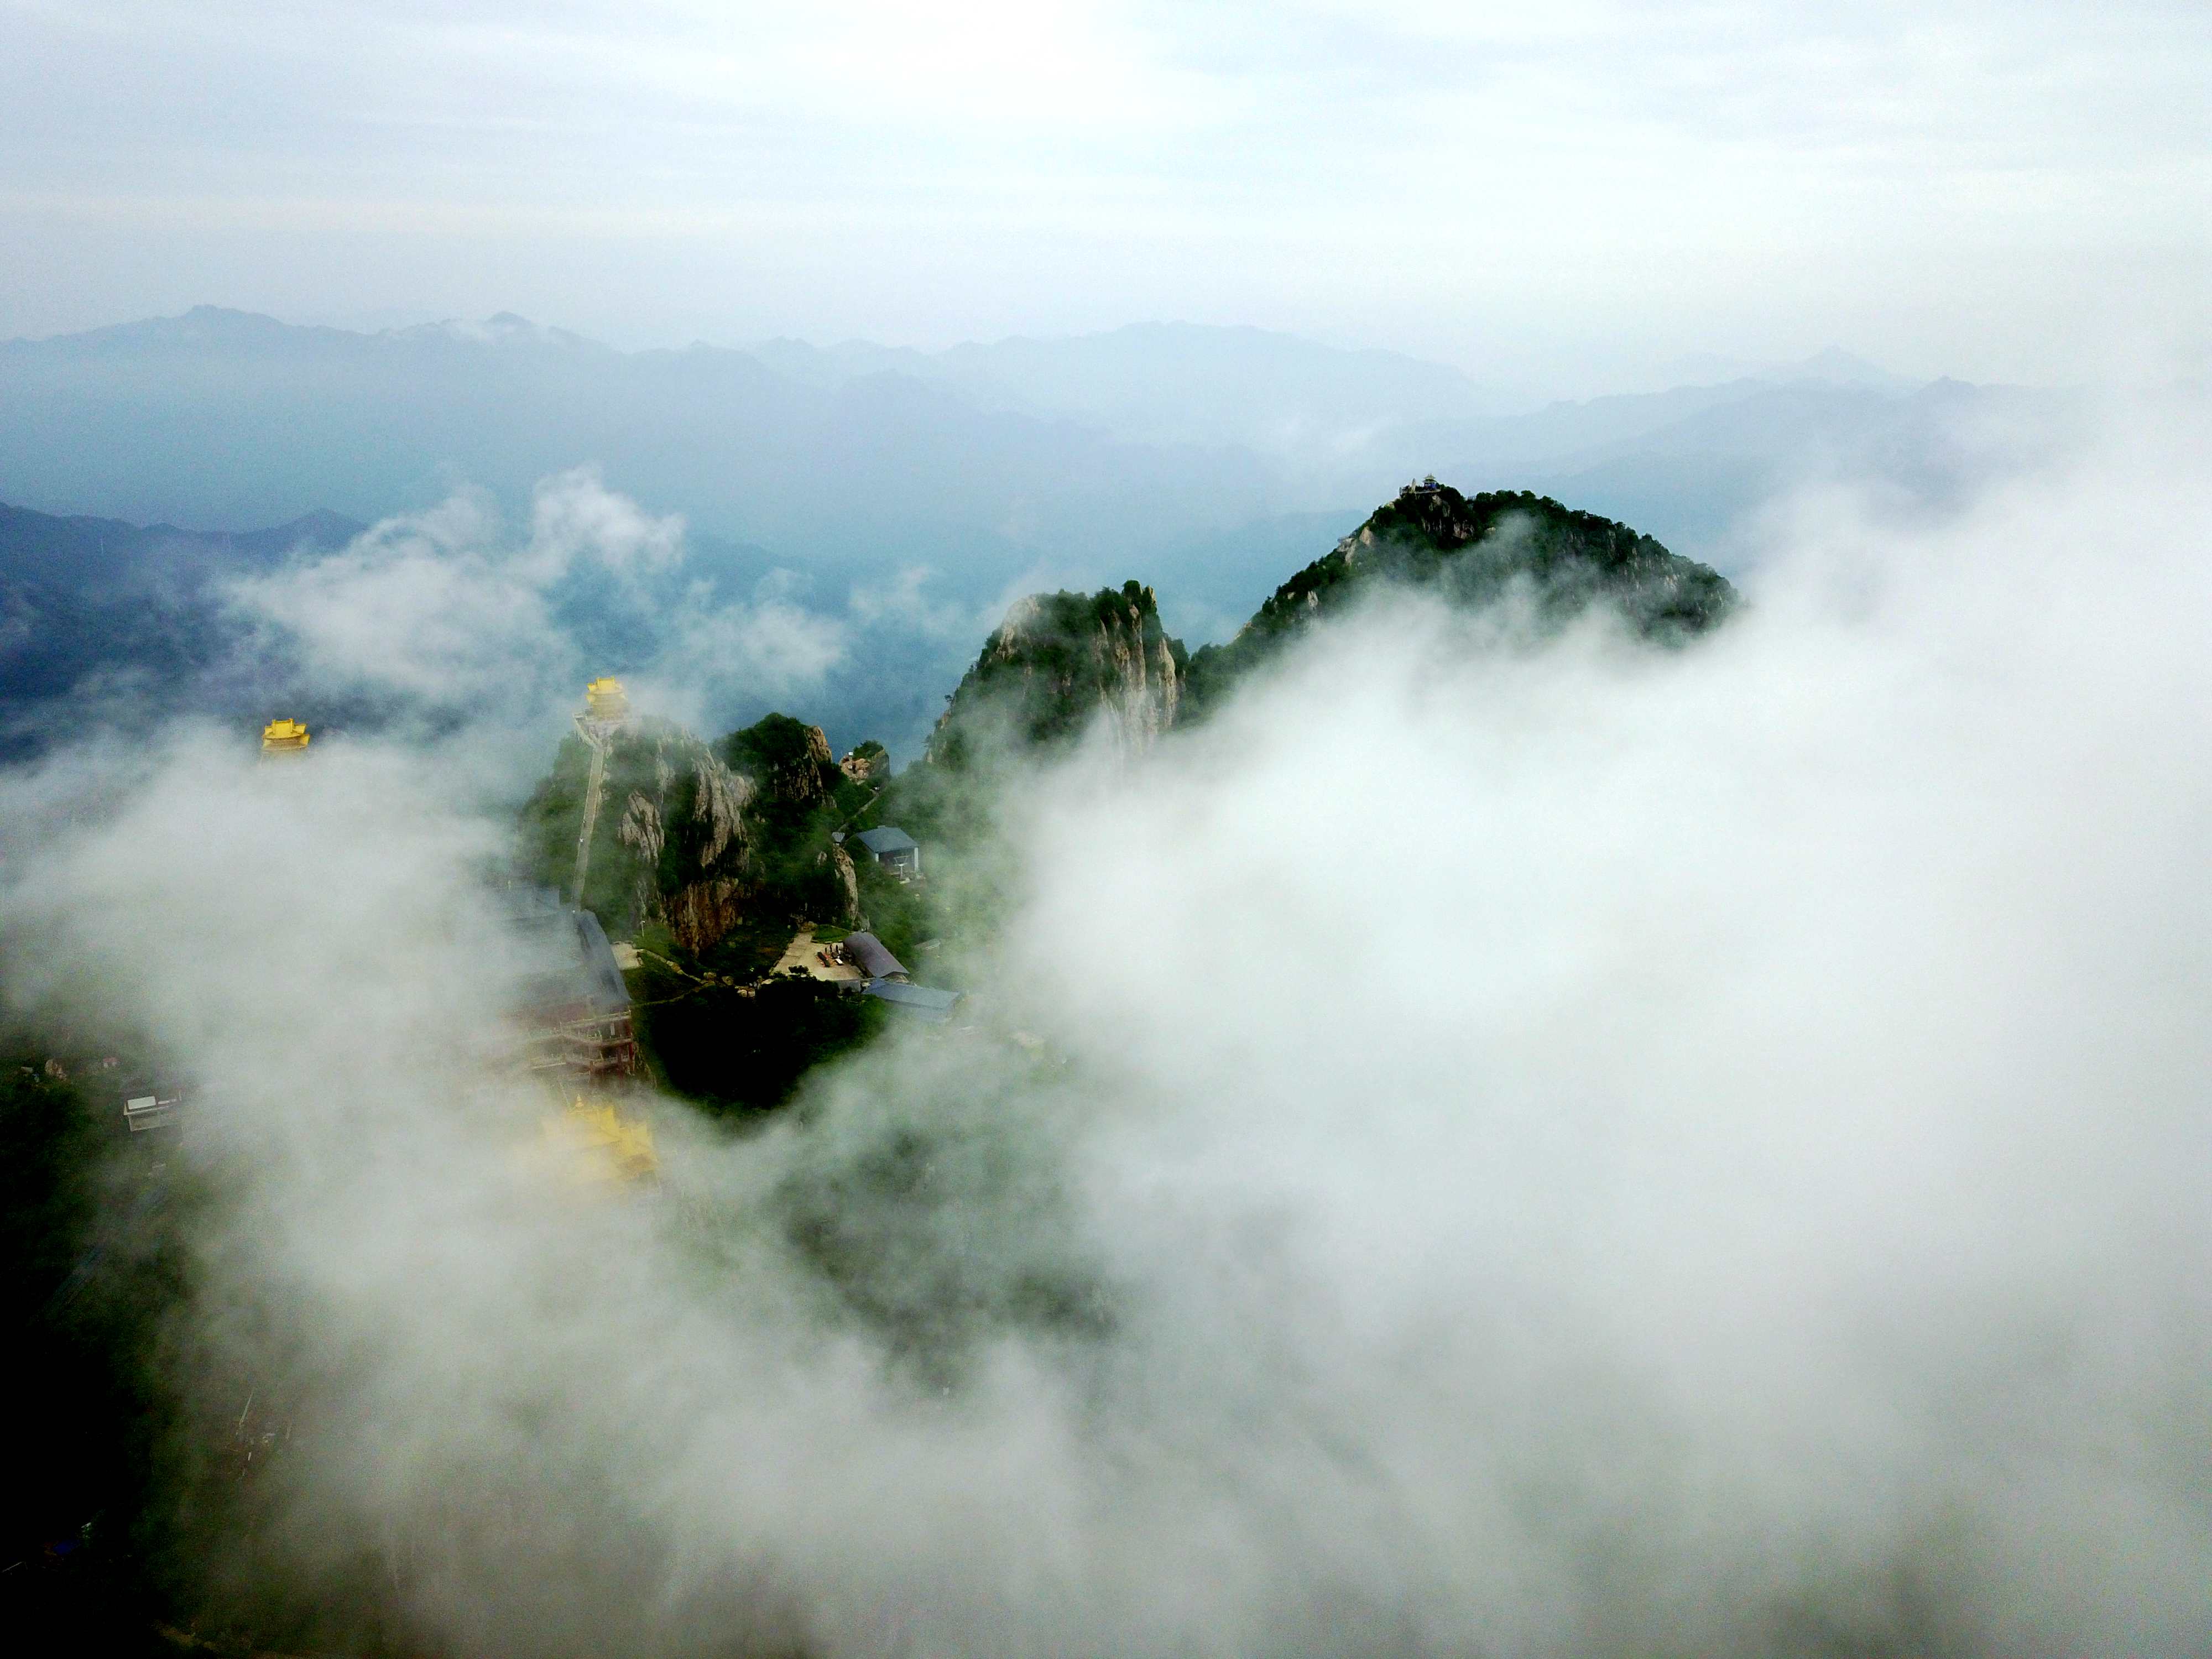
927 580 1187 767
839 740 889 783
537 719 754 949
823 840 862 922
727 713 841 813
522 711 861 955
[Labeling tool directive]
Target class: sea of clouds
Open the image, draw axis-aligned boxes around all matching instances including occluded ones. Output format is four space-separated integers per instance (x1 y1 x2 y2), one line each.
2 387 2208 1656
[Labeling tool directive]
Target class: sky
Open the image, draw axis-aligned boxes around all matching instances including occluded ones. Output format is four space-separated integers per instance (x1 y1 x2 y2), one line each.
2 1 2208 392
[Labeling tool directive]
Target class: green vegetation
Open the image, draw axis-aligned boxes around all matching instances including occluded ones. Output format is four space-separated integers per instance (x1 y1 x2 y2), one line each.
926 580 1187 770
716 712 866 927
0 1046 193 1651
632 964 887 1118
518 481 1738 1131
773 1089 1117 1384
514 718 721 931
0 475 1755 1645
514 731 591 898
512 712 922 1119
853 854 933 966
1185 483 1736 716
517 710 883 953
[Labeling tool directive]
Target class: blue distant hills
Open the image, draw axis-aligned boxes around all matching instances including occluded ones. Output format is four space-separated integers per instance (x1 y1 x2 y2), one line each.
0 310 2072 759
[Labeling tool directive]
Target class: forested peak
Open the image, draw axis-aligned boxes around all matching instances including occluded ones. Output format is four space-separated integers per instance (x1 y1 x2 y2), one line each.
1177 478 1739 718
1358 479 1673 561
1251 478 1737 643
992 580 1166 653
927 581 1187 767
722 712 840 810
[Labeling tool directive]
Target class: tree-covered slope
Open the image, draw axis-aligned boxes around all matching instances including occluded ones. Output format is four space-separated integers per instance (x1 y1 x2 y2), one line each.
516 711 867 961
924 580 1188 770
0 501 364 755
1185 481 1736 713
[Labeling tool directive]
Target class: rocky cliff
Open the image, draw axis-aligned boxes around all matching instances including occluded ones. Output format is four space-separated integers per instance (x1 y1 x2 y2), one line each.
520 712 862 956
525 483 1736 943
725 713 841 812
839 740 889 783
612 728 757 954
927 580 1187 768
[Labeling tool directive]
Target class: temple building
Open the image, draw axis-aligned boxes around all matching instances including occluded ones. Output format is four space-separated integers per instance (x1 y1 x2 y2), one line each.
854 825 921 880
259 718 311 759
584 677 629 724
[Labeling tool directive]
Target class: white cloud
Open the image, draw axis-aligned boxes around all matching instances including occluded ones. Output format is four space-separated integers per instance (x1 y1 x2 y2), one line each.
228 484 564 711
848 565 1000 643
225 467 847 737
3 390 2208 1650
523 463 685 581
632 581 852 731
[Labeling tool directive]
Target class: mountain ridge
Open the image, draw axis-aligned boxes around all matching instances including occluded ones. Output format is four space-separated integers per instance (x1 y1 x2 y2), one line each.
0 306 2051 606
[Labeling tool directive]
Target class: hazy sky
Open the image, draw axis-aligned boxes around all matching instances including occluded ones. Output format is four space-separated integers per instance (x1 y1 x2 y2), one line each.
3 1 2206 389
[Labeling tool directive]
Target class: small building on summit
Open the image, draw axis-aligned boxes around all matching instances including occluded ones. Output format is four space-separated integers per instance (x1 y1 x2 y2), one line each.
853 825 921 880
260 718 311 760
839 740 888 783
123 1091 184 1133
584 677 629 724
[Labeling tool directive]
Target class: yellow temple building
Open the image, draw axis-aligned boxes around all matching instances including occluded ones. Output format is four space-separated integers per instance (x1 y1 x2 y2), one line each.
584 677 629 723
537 1095 659 1188
260 718 311 759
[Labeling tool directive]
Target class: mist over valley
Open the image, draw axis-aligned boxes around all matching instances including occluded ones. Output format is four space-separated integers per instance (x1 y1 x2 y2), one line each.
4 2 2210 1652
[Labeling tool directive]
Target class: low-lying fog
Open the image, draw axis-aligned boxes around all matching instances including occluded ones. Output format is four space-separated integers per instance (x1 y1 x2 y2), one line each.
3 389 2208 1656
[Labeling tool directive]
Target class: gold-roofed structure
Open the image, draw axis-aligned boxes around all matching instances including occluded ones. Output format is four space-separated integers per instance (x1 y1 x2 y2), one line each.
260 718 311 759
584 677 629 723
538 1095 659 1188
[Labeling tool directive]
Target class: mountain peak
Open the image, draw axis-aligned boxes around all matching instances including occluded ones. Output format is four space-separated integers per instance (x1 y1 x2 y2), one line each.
928 581 1186 767
385 312 602 349
1177 481 1738 718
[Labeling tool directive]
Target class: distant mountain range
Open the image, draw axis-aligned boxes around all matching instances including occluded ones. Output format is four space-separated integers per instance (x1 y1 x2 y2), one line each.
0 309 2077 759
0 502 363 745
1 310 2069 592
0 501 362 594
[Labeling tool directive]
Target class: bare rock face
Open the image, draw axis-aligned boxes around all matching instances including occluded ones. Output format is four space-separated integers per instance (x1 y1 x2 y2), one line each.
665 877 749 956
1115 628 1181 747
823 841 862 927
654 740 754 951
929 580 1187 765
839 740 888 783
681 744 754 867
773 724 838 807
726 712 842 812
590 713 867 952
617 791 662 868
562 721 755 951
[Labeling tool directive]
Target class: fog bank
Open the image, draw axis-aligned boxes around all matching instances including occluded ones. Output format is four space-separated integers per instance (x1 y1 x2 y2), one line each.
3 392 2210 1655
